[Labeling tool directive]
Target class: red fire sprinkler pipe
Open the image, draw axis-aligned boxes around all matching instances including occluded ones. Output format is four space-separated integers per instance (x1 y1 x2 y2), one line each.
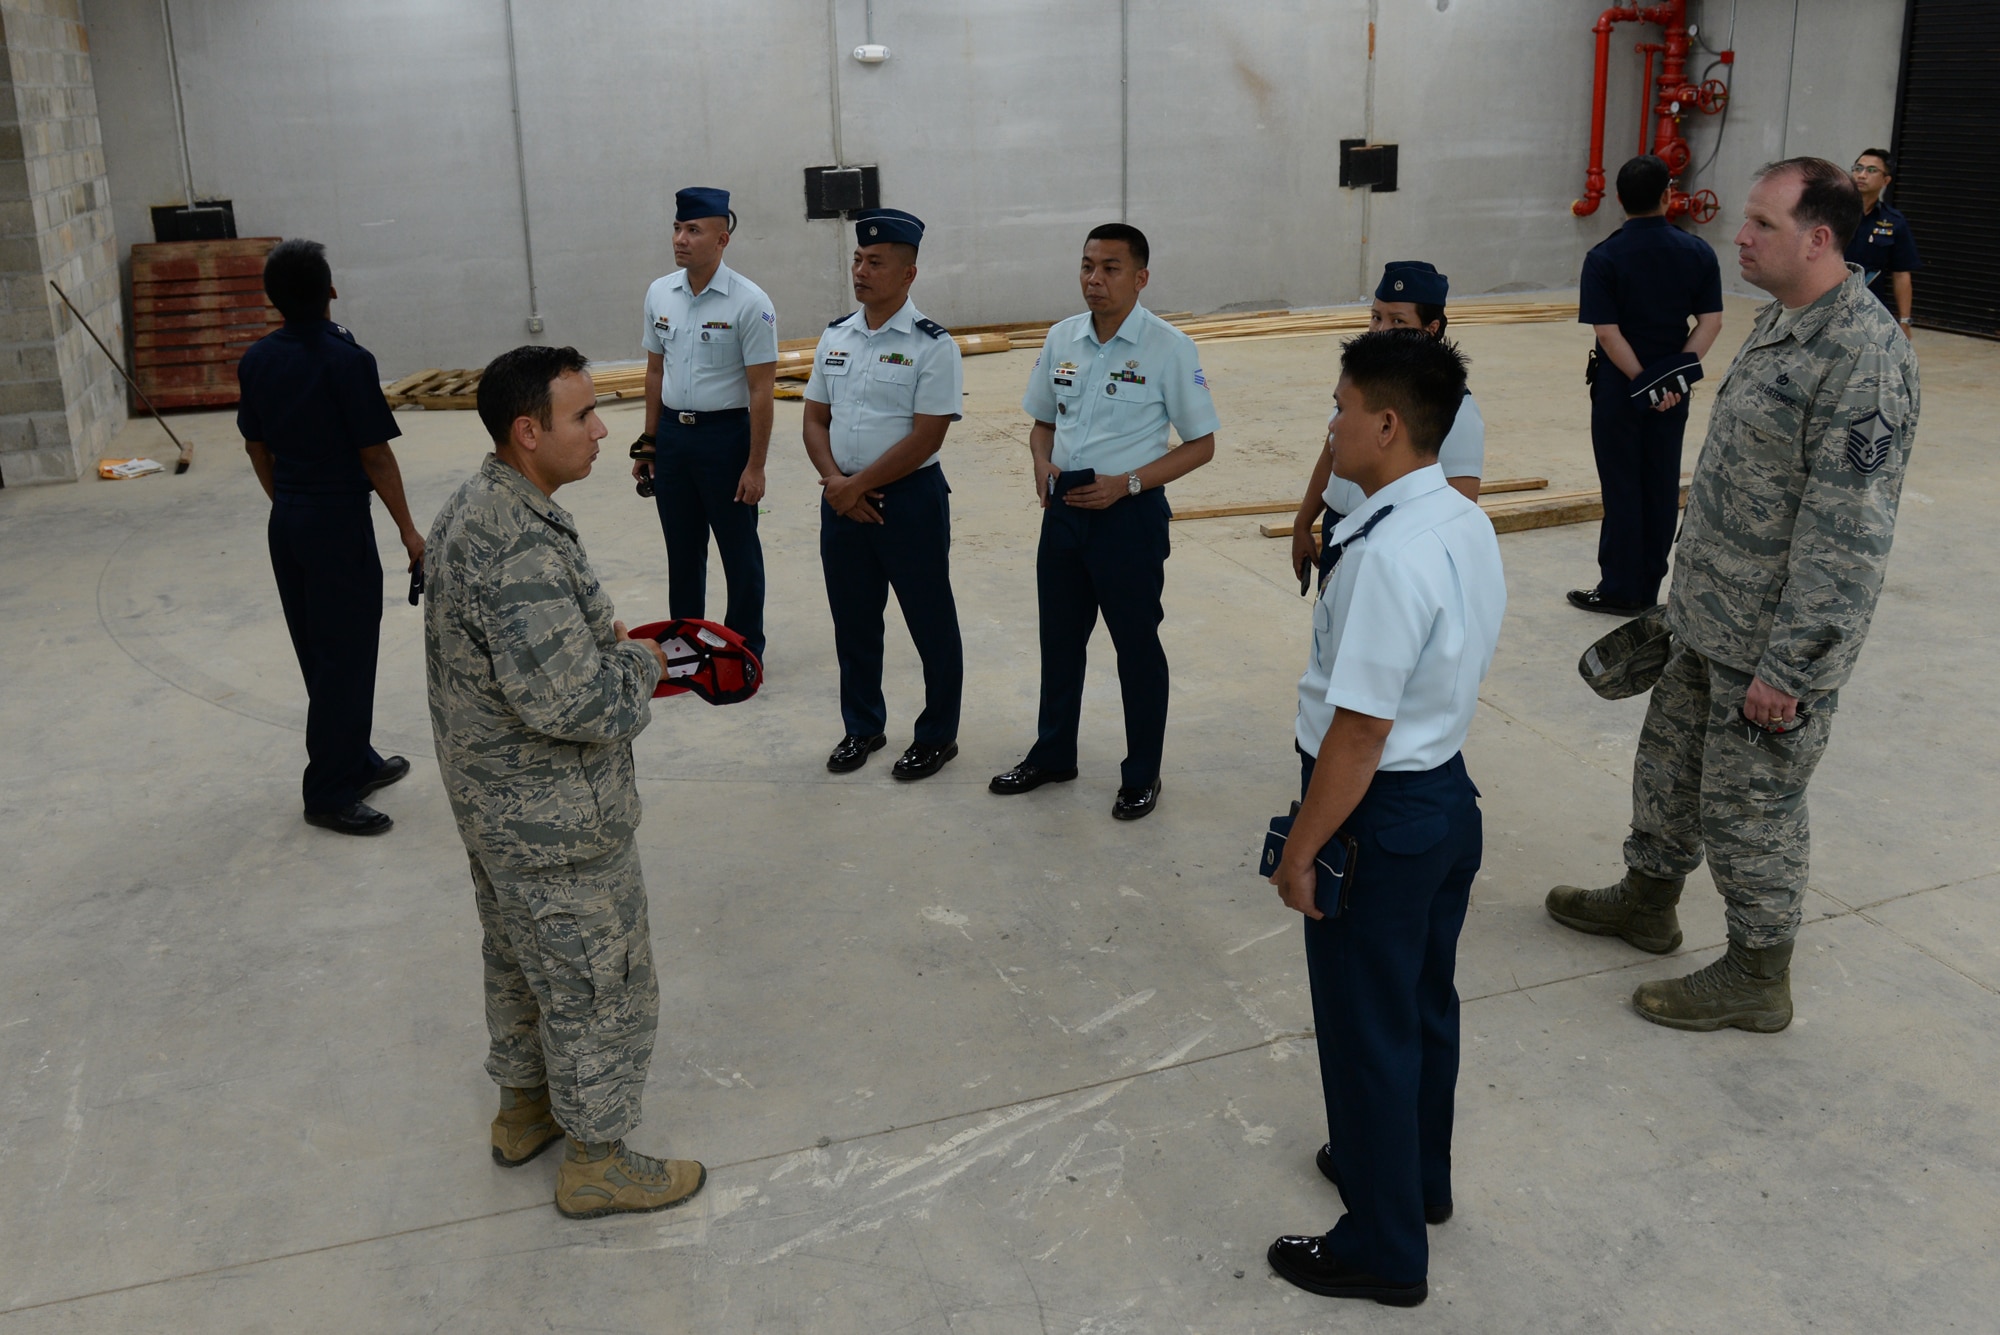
1573 2 1683 218
1637 43 1663 156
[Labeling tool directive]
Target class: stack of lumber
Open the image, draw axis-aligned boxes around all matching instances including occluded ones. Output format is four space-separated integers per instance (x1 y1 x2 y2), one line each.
968 300 1575 351
129 237 281 410
382 331 1014 410
378 300 1578 410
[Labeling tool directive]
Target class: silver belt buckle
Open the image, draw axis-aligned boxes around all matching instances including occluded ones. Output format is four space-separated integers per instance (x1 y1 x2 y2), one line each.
677 411 697 425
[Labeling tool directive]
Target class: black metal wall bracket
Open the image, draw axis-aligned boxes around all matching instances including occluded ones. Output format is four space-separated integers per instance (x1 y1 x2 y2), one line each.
1339 140 1399 193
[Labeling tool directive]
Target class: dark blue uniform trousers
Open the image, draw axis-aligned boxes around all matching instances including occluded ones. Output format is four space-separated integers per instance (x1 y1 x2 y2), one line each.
1590 382 1690 607
267 494 385 814
819 466 963 744
1299 749 1482 1285
651 411 765 658
1025 488 1172 790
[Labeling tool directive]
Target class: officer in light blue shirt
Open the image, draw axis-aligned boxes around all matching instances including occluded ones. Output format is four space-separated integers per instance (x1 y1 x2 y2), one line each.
1265 329 1505 1309
1289 263 1486 589
989 223 1220 822
631 187 779 658
803 208 966 781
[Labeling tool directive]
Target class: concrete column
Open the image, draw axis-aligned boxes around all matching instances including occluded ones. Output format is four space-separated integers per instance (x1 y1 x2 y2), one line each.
0 0 121 486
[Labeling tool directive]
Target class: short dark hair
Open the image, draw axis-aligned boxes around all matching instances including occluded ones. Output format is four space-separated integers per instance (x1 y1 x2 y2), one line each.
477 345 589 446
1756 156 1865 247
1616 155 1671 214
1413 302 1449 339
1085 222 1149 268
1338 328 1469 457
263 239 332 321
1856 147 1893 172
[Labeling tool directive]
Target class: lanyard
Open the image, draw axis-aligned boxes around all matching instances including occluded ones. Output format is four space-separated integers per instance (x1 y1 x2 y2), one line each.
1318 503 1395 593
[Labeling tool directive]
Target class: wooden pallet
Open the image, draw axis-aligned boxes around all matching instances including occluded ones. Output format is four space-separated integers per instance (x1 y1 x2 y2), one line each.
128 237 281 411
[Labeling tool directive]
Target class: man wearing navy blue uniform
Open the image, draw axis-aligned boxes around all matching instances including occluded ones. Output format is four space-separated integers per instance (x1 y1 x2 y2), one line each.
1571 154 1725 615
803 209 966 780
1845 149 1921 339
1266 329 1505 1308
238 239 424 835
631 188 778 659
990 224 1219 821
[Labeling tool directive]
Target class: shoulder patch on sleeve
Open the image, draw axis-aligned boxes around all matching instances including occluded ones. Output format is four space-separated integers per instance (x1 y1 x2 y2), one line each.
914 317 949 340
1844 409 1897 475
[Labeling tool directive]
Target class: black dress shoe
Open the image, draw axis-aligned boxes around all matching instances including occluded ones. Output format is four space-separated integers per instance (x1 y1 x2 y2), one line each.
1266 1234 1427 1306
1110 778 1161 821
987 763 1078 796
304 802 394 836
1566 587 1649 616
891 740 958 781
1316 1144 1452 1224
359 755 411 797
826 733 887 773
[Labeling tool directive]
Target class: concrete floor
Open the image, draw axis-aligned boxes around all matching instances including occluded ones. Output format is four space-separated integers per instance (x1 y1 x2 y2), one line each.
2 297 1996 1333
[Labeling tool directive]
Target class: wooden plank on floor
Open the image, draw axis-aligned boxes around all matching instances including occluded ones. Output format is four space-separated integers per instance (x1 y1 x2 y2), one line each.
1175 477 1550 522
1258 482 1687 538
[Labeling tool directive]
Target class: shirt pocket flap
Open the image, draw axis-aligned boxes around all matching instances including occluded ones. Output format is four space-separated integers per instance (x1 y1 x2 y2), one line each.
874 361 918 385
696 326 739 344
1375 812 1450 857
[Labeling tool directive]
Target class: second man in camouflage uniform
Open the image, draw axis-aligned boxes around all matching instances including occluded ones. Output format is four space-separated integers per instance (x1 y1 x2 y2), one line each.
1548 158 1920 1032
425 344 706 1217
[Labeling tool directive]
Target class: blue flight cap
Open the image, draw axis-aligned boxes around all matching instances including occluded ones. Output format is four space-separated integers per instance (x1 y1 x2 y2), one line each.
854 208 925 250
675 187 731 223
1376 260 1448 306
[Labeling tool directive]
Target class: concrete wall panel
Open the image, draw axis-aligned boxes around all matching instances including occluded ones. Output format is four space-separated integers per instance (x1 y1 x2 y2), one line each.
81 0 1906 376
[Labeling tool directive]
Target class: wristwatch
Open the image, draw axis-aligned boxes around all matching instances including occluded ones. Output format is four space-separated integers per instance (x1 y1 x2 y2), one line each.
1126 471 1142 497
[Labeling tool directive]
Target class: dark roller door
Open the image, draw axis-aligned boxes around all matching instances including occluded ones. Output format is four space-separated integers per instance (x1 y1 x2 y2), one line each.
1893 0 2000 338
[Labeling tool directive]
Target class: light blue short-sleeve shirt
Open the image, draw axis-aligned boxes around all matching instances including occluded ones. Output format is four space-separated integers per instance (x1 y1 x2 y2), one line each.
1023 306 1221 477
1296 463 1507 770
803 297 964 474
1323 391 1485 516
639 261 779 412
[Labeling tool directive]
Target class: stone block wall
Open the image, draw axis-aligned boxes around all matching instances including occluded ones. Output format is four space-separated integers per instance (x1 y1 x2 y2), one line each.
0 0 121 486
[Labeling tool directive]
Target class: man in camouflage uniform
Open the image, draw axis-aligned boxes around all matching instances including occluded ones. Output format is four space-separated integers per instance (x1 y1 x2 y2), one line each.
424 344 706 1217
1548 158 1920 1033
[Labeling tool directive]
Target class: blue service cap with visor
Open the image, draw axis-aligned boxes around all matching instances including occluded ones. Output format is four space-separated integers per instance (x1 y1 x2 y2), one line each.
853 208 925 250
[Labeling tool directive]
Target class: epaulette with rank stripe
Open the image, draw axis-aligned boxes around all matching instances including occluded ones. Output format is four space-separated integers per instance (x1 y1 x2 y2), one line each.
827 313 851 328
914 317 949 340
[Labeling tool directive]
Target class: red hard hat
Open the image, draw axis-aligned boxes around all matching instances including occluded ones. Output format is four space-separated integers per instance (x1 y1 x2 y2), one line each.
627 619 764 704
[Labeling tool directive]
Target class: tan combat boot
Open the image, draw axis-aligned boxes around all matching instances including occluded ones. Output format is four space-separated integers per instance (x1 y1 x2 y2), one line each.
1545 870 1684 954
491 1084 564 1167
1632 940 1793 1033
555 1138 707 1219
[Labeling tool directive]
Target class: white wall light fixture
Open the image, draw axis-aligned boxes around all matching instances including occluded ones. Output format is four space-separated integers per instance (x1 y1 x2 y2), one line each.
852 44 890 63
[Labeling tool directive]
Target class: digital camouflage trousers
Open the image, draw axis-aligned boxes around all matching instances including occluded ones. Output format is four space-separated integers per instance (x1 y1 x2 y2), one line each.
470 836 659 1143
1624 643 1839 948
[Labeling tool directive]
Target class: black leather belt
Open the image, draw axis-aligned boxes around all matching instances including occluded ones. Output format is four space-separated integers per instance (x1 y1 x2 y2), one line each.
660 406 749 427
